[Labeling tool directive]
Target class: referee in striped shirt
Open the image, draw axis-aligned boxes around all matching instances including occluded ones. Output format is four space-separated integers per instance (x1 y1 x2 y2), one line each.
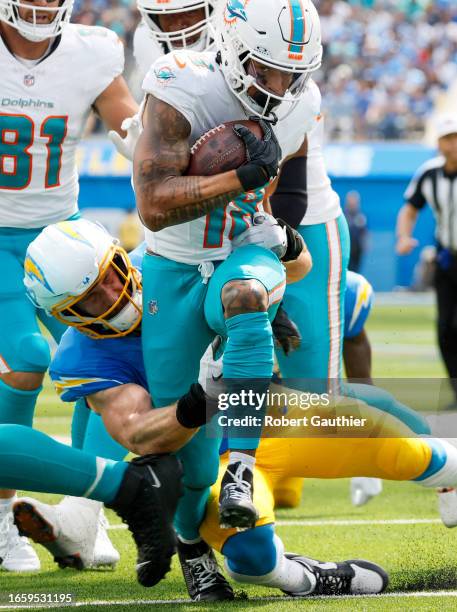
396 115 457 404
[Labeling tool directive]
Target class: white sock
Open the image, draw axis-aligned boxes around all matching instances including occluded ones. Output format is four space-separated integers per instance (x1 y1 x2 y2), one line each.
225 534 316 594
63 496 102 513
266 554 316 593
0 495 16 514
228 452 256 469
419 439 457 488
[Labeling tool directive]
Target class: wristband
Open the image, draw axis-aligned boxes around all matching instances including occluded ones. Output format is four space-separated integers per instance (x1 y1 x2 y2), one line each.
176 383 211 429
236 165 269 192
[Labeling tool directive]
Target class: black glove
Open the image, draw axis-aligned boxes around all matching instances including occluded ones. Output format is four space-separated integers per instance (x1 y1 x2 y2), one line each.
276 218 305 262
234 119 282 191
176 383 219 429
272 304 301 355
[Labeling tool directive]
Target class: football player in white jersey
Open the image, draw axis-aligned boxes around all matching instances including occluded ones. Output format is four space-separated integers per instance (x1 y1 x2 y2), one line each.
134 0 216 78
132 0 322 584
110 1 218 164
0 0 138 570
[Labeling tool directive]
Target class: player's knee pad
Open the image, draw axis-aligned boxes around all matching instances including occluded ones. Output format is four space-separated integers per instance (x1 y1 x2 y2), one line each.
15 333 51 372
376 437 432 481
222 524 278 578
274 477 303 508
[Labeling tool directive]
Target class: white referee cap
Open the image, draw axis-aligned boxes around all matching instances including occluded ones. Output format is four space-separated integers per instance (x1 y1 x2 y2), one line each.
436 114 457 139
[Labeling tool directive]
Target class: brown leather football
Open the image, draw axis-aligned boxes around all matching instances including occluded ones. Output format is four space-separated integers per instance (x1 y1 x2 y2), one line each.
186 119 264 176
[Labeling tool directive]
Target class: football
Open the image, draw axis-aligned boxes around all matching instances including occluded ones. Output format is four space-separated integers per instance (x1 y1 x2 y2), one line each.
186 119 264 176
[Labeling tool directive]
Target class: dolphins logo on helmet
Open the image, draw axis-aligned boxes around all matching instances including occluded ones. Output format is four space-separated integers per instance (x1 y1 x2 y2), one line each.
224 0 247 24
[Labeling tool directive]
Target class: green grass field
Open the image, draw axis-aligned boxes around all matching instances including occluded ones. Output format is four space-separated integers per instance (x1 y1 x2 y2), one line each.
2 302 457 611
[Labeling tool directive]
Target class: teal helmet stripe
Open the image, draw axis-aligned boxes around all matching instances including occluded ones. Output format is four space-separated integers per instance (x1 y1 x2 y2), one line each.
288 0 305 56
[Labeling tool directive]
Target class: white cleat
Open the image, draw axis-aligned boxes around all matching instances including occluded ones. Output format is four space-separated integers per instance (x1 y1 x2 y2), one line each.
13 496 99 570
0 511 40 572
438 488 457 528
283 553 388 596
92 508 120 568
350 478 383 507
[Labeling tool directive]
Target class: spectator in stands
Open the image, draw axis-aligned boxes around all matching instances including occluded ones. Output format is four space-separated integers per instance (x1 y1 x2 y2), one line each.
316 0 457 140
345 191 368 273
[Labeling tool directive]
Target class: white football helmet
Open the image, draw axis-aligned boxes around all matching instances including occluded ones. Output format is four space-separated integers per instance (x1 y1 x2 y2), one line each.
0 0 74 42
137 0 216 51
24 220 142 339
214 0 322 122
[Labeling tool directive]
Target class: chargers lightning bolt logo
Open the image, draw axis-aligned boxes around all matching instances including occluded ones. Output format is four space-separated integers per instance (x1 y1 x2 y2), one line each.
224 0 248 23
24 255 53 293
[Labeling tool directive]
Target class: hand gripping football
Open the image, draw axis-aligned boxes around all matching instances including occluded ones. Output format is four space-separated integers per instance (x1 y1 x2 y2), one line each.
186 119 264 176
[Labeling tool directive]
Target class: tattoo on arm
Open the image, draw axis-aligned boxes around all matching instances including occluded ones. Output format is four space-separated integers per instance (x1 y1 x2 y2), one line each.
134 95 243 230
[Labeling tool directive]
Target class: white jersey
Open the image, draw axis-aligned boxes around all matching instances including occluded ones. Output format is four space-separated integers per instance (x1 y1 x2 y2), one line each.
133 21 164 82
142 50 320 264
300 109 342 226
0 24 124 229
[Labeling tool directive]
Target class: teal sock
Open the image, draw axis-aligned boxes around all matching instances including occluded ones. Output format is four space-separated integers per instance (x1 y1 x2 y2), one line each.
0 424 127 503
0 378 40 426
83 411 128 461
174 486 210 541
223 312 273 451
71 398 91 450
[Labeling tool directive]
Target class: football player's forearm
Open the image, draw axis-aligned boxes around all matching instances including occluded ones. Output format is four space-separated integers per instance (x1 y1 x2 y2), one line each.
284 247 312 284
135 167 243 231
135 94 244 231
94 76 138 137
127 406 196 455
396 204 418 238
88 385 194 454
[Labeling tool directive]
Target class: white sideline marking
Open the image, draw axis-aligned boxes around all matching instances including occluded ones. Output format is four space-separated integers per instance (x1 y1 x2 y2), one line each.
106 517 442 531
275 517 441 527
1 592 457 609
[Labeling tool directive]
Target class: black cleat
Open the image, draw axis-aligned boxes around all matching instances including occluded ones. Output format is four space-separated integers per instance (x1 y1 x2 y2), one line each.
107 454 183 587
219 462 258 530
282 553 389 596
178 539 234 602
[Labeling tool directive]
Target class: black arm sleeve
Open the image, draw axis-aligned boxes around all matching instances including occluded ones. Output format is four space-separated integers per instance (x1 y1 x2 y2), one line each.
270 155 307 229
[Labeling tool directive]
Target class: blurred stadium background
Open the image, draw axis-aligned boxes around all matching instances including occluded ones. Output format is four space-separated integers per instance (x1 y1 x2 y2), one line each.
4 2 457 608
76 0 457 292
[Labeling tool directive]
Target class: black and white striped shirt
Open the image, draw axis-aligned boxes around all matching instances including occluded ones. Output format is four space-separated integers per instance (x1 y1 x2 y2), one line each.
405 156 457 250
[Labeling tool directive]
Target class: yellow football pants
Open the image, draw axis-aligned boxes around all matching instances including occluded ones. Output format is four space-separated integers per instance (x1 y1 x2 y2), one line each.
200 391 432 552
